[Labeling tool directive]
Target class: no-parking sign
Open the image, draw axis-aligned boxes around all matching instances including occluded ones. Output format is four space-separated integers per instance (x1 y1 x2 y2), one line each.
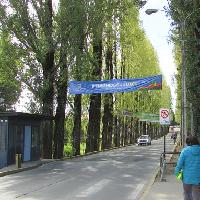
160 108 170 125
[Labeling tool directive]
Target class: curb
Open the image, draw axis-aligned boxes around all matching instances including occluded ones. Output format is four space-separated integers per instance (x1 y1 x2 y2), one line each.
61 144 134 160
138 141 181 200
138 165 161 200
0 163 43 177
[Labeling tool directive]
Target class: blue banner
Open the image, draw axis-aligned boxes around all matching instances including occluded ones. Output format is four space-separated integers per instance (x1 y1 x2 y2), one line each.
69 75 162 94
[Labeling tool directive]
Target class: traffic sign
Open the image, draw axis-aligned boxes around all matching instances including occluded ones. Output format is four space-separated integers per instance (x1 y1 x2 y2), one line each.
160 108 170 125
122 110 133 117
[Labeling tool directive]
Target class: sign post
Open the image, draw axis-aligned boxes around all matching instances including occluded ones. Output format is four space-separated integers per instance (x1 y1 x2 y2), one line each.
159 108 170 125
159 108 170 160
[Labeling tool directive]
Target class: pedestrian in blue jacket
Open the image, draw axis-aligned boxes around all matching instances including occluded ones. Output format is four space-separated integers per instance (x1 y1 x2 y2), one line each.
175 135 200 200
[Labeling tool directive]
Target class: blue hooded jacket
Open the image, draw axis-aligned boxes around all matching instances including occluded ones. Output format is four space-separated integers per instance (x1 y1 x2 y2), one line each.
175 145 200 185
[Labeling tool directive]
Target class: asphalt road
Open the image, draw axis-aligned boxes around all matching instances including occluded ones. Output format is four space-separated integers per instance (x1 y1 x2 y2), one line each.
0 134 175 200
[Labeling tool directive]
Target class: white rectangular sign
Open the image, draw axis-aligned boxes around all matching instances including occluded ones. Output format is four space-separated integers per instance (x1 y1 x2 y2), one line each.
160 108 170 125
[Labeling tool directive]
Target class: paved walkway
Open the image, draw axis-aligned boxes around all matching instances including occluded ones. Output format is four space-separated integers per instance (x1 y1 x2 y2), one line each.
141 175 183 200
0 159 53 177
140 138 183 200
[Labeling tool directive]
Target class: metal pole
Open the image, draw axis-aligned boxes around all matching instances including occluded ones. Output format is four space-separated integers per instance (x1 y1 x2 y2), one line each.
163 133 166 159
181 21 187 147
144 8 200 145
190 103 193 134
180 9 200 144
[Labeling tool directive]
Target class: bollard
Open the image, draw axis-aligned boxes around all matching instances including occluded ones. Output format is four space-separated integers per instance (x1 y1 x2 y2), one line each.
16 154 22 169
160 159 167 182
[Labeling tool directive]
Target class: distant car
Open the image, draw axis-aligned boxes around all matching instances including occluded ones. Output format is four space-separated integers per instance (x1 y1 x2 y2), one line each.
137 135 151 145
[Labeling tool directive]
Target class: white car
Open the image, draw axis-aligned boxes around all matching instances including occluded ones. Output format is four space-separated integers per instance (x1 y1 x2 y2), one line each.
137 135 151 145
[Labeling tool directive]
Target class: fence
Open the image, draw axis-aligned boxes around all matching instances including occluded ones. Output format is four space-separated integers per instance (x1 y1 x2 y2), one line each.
160 151 180 181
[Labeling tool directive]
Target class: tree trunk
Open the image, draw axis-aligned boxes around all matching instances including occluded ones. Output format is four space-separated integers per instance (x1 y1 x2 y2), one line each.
41 0 55 159
102 93 113 150
53 49 68 158
72 18 85 155
86 37 102 153
86 94 101 153
143 121 146 135
72 94 82 155
102 72 114 149
102 95 109 150
130 118 134 144
124 118 128 145
134 119 139 143
106 46 114 149
53 84 66 159
113 116 118 147
117 117 121 147
121 117 125 146
139 121 143 135
42 50 54 159
107 96 113 148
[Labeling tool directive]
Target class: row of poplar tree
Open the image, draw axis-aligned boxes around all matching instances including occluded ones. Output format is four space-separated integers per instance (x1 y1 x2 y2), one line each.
0 0 172 159
168 0 200 138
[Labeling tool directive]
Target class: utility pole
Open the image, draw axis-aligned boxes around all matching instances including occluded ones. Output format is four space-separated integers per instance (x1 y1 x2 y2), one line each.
190 103 193 134
144 8 200 146
180 9 200 145
180 21 187 147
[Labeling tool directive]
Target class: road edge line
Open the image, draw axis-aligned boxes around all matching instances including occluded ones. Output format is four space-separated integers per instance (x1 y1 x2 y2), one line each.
138 165 160 200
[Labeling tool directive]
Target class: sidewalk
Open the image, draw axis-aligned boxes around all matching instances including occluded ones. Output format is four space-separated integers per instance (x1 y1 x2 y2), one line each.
140 143 183 200
0 159 53 177
141 175 183 200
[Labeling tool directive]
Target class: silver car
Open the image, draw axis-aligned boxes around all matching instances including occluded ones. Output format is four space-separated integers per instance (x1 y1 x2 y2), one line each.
137 135 151 145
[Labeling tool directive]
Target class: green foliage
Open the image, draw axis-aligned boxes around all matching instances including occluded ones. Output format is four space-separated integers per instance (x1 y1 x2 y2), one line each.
0 0 57 113
63 143 75 157
65 114 74 144
0 32 21 111
64 143 86 157
112 2 171 118
169 0 200 135
0 0 173 155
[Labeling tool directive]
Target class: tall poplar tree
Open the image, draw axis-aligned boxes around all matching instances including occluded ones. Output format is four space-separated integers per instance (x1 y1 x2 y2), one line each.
0 0 55 158
0 32 21 111
169 0 200 137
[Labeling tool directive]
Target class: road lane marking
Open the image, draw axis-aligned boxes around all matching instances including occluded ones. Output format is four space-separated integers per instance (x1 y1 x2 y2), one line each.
75 179 111 198
128 183 145 200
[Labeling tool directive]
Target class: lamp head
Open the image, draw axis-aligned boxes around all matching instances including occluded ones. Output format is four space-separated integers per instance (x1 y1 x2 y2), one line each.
139 1 147 8
145 9 159 15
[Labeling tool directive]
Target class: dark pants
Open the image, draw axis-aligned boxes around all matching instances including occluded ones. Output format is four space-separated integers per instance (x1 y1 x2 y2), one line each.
183 183 200 200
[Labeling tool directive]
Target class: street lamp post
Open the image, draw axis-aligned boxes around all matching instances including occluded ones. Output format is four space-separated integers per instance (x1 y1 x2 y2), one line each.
178 10 200 146
180 20 187 146
190 103 193 134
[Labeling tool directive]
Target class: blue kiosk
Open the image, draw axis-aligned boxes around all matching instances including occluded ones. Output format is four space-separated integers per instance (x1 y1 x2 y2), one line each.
0 112 48 168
